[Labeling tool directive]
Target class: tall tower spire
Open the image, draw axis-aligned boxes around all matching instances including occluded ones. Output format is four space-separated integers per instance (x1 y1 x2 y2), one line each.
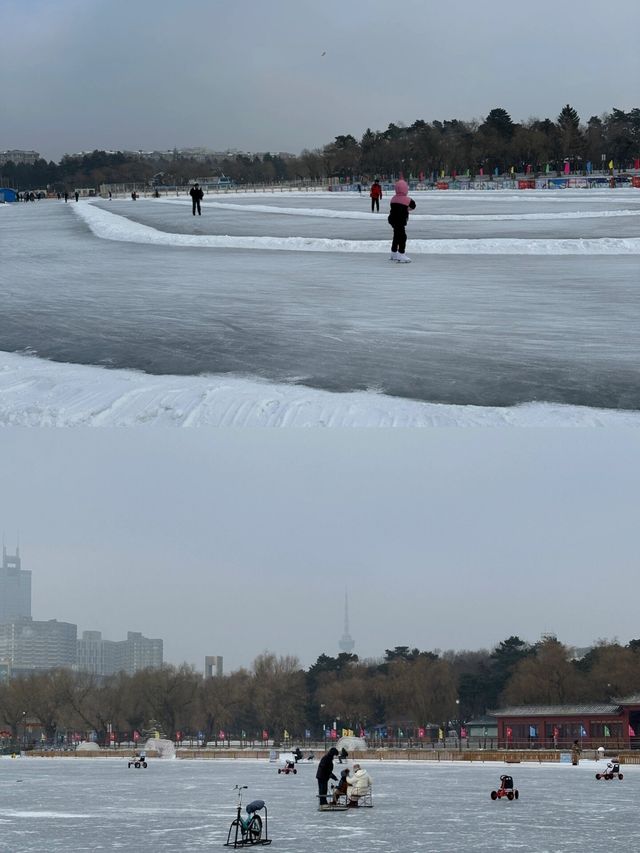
338 589 355 654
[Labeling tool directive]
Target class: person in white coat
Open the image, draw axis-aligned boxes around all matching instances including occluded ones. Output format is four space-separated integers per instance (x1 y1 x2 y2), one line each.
347 764 372 806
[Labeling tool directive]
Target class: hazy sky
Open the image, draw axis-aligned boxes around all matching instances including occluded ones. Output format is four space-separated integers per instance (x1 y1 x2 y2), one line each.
2 0 638 162
1 429 638 673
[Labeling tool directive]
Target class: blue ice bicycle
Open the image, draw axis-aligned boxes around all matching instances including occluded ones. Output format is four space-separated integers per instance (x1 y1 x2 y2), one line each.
225 785 271 848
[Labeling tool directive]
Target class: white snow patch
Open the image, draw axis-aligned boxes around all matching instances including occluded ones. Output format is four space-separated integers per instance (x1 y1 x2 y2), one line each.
1 351 639 427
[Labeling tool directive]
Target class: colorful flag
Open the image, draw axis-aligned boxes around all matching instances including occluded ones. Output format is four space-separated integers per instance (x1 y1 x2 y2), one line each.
418 727 425 738
438 728 444 740
283 729 289 739
629 724 636 737
262 730 268 740
604 725 611 737
580 725 587 737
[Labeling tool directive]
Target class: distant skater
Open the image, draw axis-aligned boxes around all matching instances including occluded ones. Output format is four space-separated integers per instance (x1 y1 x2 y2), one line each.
190 182 204 215
74 191 79 202
388 179 416 263
370 179 382 212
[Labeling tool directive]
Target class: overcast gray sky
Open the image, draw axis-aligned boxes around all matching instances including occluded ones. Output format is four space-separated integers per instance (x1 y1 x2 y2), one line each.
2 0 638 162
1 429 638 673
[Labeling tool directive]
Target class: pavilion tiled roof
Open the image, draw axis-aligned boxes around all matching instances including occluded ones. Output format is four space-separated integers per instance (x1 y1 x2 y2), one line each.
490 704 620 717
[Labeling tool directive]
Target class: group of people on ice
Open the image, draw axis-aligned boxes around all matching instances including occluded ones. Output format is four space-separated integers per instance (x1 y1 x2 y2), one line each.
184 177 417 263
316 746 372 807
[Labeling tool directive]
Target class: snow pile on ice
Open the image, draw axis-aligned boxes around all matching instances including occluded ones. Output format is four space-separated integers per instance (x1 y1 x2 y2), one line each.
2 351 639 427
337 736 368 752
76 741 101 751
74 200 640 255
144 738 175 758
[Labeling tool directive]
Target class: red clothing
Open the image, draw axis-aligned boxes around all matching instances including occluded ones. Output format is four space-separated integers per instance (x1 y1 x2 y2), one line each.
370 183 382 199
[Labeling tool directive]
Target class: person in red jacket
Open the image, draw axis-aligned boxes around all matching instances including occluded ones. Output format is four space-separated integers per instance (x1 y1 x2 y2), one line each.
369 179 382 212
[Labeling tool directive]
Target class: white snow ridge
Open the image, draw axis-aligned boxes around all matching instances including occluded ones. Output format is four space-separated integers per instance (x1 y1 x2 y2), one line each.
1 352 638 427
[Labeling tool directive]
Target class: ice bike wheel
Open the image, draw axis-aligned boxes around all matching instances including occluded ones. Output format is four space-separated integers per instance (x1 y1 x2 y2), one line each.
490 791 498 800
247 814 262 843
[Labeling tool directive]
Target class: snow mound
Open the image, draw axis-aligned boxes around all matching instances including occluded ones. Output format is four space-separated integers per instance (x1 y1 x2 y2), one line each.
144 738 175 758
76 742 101 751
337 736 368 752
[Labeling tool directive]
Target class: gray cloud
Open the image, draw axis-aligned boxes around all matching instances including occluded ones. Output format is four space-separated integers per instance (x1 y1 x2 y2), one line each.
2 0 638 160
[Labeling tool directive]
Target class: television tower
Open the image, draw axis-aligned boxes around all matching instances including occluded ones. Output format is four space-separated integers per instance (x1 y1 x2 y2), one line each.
338 590 355 654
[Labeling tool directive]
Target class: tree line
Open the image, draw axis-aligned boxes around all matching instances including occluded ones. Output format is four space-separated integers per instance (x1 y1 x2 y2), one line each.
2 105 639 192
2 636 640 746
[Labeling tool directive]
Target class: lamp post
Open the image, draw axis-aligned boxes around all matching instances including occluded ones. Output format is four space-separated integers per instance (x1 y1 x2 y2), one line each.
21 710 27 751
455 700 462 752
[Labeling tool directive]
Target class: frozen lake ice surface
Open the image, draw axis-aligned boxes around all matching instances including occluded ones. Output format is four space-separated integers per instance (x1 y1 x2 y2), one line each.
1 189 640 426
1 757 640 852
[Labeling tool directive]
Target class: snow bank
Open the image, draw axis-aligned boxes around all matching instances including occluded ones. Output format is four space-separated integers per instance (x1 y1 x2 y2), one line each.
157 196 640 222
74 201 640 255
1 351 639 427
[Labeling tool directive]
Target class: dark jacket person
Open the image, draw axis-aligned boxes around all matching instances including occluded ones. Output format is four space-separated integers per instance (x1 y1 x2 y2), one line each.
189 183 204 215
316 747 339 805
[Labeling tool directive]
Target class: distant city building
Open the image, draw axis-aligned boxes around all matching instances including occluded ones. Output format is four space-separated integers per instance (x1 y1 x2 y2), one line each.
0 149 40 166
204 655 223 678
77 630 163 676
0 618 77 671
0 546 31 624
338 591 355 654
118 631 163 674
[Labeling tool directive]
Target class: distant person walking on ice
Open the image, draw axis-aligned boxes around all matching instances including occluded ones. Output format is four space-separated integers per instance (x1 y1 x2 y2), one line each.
190 182 204 216
571 740 582 766
370 179 382 212
388 179 416 263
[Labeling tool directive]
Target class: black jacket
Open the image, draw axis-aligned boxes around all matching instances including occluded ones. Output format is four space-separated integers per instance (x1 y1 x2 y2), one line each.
388 199 416 227
316 748 339 782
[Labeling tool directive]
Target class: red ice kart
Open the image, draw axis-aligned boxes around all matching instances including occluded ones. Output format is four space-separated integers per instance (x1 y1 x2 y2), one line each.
491 775 519 800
